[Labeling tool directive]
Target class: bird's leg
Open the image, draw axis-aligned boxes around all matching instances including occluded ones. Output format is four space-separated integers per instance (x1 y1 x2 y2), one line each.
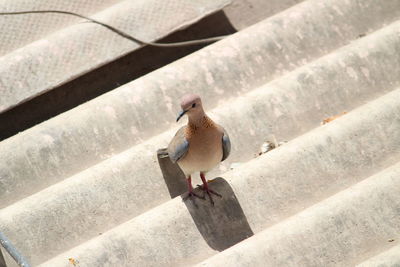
199 172 222 205
183 175 204 200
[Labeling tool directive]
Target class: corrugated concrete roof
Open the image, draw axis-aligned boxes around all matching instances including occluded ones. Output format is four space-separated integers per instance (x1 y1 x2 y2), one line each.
1 0 400 266
0 0 230 113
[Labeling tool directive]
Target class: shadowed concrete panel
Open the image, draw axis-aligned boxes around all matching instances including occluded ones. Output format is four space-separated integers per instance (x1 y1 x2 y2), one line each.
0 0 231 113
1 21 400 264
1 0 400 208
183 178 254 252
39 89 400 266
357 245 400 267
157 148 187 198
197 162 400 267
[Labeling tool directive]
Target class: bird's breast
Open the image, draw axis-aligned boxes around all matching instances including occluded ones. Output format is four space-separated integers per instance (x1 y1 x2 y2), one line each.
178 127 223 175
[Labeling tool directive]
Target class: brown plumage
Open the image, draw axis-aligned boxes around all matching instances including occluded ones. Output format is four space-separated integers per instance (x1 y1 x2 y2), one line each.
167 94 231 205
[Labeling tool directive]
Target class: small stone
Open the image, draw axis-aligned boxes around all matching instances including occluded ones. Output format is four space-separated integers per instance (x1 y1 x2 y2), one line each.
322 111 347 125
68 258 79 266
260 141 275 154
278 141 287 146
230 162 242 170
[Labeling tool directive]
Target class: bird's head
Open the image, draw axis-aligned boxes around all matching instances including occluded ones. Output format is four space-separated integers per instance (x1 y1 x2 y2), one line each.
176 94 204 122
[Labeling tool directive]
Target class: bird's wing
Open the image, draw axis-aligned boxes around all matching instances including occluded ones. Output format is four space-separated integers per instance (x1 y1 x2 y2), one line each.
221 128 231 162
167 126 189 163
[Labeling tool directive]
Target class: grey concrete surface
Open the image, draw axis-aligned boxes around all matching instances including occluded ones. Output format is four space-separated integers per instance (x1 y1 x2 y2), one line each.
0 0 230 113
224 86 400 233
39 88 400 266
1 20 400 265
0 18 400 264
197 162 400 267
2 0 400 265
0 0 121 56
223 0 304 30
0 10 237 141
1 0 399 209
357 245 400 267
40 196 217 267
0 0 307 140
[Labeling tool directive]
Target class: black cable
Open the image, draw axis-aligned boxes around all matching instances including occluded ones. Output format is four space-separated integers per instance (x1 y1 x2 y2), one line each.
0 10 231 47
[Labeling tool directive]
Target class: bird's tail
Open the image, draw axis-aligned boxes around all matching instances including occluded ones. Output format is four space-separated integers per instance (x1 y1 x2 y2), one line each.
157 148 169 158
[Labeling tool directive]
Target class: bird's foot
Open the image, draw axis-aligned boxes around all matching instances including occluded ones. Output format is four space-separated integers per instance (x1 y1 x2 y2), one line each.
197 185 222 206
183 190 205 201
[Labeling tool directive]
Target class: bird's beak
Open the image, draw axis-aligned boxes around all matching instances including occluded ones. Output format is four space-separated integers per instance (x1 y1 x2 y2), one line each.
176 110 187 122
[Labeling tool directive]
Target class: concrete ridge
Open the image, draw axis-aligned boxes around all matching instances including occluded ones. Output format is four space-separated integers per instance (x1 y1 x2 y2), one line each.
1 20 400 265
210 87 400 233
1 0 399 208
197 161 400 267
0 0 231 113
38 88 400 266
356 245 400 266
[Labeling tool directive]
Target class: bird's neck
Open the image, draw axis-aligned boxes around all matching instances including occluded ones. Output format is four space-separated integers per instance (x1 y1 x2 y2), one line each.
188 114 215 129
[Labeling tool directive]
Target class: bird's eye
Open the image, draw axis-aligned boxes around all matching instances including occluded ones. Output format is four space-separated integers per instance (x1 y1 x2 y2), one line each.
192 103 196 108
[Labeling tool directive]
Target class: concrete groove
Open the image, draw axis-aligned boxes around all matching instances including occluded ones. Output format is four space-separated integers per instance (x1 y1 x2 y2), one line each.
1 0 400 266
